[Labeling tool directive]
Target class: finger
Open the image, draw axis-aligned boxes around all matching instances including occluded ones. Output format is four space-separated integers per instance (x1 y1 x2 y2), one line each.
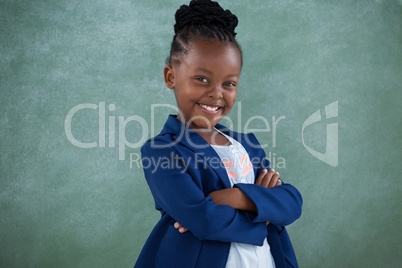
268 172 280 188
179 226 188 233
174 222 188 233
255 169 268 185
261 168 275 188
266 221 270 226
276 178 282 186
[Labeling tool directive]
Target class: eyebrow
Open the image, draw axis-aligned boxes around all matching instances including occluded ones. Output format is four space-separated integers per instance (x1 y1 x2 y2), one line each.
196 67 239 78
196 67 213 75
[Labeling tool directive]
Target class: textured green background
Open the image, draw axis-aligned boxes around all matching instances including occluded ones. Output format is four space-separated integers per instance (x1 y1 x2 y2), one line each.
1 0 401 267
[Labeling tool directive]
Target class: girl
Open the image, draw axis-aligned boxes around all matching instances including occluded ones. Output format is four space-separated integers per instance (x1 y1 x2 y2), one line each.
135 1 302 267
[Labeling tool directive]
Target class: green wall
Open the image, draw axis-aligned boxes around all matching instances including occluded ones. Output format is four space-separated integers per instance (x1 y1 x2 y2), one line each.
1 0 401 267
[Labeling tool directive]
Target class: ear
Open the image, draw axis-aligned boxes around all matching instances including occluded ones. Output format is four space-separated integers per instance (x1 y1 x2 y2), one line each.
164 65 175 89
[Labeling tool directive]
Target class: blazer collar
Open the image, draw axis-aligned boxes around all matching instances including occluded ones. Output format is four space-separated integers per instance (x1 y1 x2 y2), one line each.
160 114 237 136
159 114 245 189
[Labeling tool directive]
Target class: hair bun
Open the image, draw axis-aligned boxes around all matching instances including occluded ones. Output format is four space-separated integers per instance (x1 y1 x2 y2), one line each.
174 0 238 36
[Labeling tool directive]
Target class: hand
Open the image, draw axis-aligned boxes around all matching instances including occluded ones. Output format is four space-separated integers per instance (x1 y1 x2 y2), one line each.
174 222 188 233
255 168 282 189
256 169 280 225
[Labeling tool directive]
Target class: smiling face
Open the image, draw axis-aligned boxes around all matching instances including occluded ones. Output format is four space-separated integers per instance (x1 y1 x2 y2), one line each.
164 39 242 132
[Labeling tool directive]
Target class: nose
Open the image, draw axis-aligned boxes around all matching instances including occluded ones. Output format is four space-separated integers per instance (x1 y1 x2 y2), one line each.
208 84 223 99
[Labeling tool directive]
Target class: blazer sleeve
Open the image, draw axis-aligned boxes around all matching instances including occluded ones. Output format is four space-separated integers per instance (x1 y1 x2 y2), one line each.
141 139 268 246
234 134 303 226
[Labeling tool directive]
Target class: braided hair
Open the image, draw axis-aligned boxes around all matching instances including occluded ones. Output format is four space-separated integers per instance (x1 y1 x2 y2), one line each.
167 0 242 66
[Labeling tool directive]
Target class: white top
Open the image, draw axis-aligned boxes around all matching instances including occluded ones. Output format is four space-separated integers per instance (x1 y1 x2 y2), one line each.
211 128 276 268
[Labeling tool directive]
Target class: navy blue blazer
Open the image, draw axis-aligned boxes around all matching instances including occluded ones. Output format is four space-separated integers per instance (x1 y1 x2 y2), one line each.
135 114 302 268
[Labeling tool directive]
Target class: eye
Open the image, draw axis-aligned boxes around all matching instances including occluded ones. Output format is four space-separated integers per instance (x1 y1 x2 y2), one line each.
223 81 237 87
195 77 208 83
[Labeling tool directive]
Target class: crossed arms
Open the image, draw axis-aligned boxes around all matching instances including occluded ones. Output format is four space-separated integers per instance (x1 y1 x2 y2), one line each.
175 168 283 232
141 140 302 246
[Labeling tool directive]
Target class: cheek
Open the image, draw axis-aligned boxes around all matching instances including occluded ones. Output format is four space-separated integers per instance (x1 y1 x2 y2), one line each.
174 87 196 103
226 91 237 107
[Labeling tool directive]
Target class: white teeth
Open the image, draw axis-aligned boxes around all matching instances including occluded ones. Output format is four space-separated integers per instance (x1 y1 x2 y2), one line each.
200 104 219 111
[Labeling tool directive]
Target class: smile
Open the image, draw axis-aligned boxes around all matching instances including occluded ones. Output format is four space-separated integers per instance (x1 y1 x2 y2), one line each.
198 103 222 115
199 104 220 111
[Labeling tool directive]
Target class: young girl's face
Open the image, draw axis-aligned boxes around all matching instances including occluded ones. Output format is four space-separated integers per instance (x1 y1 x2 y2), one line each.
164 39 242 130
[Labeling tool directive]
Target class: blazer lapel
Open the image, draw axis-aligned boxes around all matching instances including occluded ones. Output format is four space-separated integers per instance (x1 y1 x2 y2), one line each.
161 114 232 189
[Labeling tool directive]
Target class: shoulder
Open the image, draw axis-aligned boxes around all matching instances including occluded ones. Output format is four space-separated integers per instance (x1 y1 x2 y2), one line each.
140 133 178 156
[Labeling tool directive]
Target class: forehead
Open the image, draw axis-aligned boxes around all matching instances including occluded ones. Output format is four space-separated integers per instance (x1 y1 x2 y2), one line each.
181 39 242 72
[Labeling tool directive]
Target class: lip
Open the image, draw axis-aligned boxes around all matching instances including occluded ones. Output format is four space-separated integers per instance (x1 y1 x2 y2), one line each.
198 103 222 115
